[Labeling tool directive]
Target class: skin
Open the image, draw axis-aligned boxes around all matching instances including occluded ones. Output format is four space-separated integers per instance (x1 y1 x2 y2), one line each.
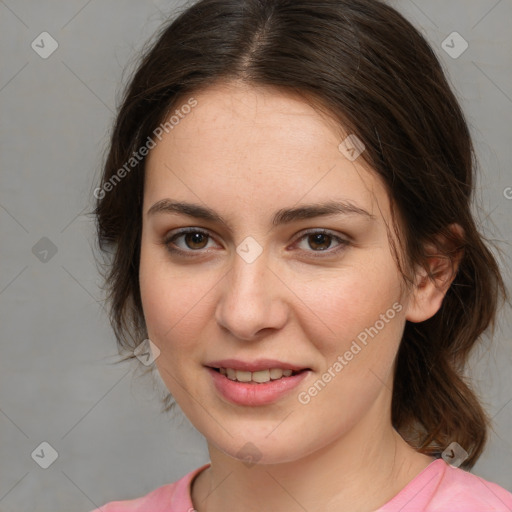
139 81 459 512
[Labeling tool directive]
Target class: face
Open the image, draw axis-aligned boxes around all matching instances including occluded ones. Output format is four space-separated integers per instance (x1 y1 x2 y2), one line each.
139 81 415 464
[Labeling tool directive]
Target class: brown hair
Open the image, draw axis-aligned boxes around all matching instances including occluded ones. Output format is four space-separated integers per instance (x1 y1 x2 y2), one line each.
94 0 507 469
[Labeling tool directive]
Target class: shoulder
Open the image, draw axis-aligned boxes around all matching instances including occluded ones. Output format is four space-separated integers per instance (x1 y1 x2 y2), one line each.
379 458 512 512
431 460 512 511
89 463 210 512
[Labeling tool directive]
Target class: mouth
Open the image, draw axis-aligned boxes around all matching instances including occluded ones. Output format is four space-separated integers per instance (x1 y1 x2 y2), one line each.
205 360 312 406
209 366 308 384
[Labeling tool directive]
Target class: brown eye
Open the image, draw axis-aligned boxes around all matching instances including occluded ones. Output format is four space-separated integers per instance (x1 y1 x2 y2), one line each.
307 233 333 251
294 229 350 257
183 232 209 250
163 228 216 255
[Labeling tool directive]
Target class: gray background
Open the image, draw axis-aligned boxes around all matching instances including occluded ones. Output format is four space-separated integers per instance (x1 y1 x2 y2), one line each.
0 1 511 510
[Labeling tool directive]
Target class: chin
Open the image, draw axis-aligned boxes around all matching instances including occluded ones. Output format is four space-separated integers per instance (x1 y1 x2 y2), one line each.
206 427 319 467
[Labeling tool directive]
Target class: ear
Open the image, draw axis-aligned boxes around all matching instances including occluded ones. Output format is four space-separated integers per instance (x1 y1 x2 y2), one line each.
405 224 464 323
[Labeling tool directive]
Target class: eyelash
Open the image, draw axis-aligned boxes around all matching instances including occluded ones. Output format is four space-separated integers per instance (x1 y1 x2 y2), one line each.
162 227 350 258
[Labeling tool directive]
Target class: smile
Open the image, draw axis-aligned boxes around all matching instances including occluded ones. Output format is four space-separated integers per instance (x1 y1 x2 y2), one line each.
214 367 301 383
206 364 311 406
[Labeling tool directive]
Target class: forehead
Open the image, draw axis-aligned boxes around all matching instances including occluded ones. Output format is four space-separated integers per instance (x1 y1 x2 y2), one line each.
158 82 347 161
143 81 390 223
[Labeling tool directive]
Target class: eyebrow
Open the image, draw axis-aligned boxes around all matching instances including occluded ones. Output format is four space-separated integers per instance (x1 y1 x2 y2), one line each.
147 199 376 227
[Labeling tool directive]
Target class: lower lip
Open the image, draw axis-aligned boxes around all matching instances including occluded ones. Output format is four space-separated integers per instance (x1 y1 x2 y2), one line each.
207 367 310 406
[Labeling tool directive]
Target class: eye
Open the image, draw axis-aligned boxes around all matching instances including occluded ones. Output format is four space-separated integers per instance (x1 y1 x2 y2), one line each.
162 227 350 258
293 229 350 256
163 228 218 255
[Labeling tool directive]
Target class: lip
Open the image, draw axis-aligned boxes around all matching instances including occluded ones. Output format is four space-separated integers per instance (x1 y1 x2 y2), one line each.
206 358 308 372
206 365 311 406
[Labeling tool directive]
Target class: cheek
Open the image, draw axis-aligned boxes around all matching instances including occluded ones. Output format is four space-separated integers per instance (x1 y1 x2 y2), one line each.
138 243 220 355
139 251 215 401
294 254 404 357
293 267 405 423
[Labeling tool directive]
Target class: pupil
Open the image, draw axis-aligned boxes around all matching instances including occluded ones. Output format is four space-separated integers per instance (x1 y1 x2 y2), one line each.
310 233 330 250
186 232 207 249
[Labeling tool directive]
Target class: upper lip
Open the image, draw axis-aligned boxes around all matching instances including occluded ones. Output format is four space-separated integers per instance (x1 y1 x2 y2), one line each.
206 359 309 372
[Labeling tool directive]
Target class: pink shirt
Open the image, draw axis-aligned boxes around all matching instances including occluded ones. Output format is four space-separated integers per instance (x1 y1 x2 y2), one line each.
92 458 512 511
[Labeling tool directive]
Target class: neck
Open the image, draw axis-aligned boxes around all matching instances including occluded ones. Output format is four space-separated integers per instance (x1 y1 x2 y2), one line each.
191 388 434 512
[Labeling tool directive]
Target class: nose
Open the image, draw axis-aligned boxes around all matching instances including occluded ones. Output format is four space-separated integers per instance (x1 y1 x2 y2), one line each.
214 249 289 341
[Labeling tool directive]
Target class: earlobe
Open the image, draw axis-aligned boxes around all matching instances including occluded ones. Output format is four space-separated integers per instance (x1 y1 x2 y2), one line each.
405 224 464 323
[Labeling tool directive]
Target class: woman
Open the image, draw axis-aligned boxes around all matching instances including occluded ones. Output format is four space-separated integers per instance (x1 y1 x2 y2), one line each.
92 0 512 510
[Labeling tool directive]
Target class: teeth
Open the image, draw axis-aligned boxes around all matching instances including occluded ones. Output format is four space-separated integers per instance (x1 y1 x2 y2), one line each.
252 369 270 383
269 368 283 379
236 370 252 382
218 367 298 383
